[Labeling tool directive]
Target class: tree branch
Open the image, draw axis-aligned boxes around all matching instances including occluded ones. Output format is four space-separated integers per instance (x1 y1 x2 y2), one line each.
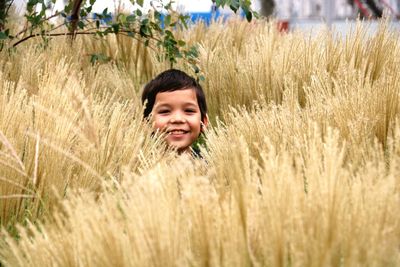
5 0 15 18
12 29 163 48
69 0 84 39
16 11 62 38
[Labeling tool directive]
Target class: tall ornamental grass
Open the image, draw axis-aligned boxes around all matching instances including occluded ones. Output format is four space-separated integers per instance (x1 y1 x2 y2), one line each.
0 18 399 266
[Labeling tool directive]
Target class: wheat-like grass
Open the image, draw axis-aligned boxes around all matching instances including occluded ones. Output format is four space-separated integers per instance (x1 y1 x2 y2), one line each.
0 46 167 228
0 17 399 266
1 115 399 266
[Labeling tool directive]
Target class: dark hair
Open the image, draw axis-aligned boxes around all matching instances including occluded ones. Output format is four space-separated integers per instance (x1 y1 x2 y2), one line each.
141 69 207 121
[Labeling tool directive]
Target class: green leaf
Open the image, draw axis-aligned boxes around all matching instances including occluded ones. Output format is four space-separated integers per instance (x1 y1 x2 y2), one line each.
0 32 8 40
80 9 87 17
90 53 110 64
165 30 173 38
215 0 227 7
165 15 171 27
165 2 172 10
112 24 120 33
177 40 185 47
27 0 40 8
77 21 85 29
118 14 126 23
135 9 142 16
244 10 252 22
64 3 72 13
137 0 144 7
126 15 136 22
154 11 161 21
140 24 150 37
179 15 189 29
40 3 46 15
96 31 104 37
150 22 161 32
229 0 240 13
103 27 113 35
27 0 40 13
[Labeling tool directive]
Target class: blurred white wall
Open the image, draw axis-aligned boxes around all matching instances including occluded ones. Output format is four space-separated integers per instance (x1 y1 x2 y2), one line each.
12 0 400 19
13 0 258 15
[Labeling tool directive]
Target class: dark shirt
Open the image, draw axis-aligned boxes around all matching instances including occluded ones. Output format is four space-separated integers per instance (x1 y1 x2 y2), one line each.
191 146 203 159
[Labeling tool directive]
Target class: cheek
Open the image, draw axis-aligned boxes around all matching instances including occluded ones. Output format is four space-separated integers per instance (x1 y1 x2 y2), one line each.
189 117 202 132
152 115 168 130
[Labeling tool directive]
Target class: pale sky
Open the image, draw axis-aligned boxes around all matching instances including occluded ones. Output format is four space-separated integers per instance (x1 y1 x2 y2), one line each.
13 0 221 14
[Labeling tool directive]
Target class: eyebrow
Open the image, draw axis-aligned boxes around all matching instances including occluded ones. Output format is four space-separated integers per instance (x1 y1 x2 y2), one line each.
155 102 198 108
154 103 171 109
183 103 198 107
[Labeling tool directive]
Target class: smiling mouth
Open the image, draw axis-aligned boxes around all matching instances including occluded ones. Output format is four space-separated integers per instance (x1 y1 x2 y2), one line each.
168 129 189 135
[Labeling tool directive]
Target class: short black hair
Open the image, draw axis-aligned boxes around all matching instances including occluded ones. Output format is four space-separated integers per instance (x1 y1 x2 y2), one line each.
141 69 207 121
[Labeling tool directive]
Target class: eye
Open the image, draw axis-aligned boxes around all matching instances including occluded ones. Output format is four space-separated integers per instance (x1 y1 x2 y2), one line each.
185 109 196 113
158 109 170 114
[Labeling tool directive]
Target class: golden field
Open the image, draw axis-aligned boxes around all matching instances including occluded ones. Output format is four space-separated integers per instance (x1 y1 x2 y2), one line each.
0 18 399 266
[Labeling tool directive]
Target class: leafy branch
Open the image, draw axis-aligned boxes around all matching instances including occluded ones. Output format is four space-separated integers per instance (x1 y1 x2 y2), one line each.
1 0 257 68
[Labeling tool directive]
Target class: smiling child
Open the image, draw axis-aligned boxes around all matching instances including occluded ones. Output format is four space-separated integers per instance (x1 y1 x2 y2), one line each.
141 69 208 155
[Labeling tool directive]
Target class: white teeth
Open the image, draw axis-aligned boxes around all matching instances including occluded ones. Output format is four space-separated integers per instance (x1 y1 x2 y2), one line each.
169 130 186 134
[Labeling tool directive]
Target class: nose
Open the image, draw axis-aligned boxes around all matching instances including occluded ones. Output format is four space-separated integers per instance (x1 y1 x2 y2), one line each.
170 111 186 123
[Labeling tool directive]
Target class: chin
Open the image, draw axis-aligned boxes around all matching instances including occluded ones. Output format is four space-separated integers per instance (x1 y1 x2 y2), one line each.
169 143 191 152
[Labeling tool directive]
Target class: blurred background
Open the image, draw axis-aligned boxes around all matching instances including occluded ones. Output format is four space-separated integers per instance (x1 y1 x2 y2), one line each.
11 0 400 32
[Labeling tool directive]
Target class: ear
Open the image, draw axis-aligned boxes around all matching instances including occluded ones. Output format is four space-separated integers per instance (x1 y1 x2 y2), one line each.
201 114 209 132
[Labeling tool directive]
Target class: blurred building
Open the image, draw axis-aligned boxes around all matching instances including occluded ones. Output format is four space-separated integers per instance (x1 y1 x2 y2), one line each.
271 0 399 19
13 0 400 20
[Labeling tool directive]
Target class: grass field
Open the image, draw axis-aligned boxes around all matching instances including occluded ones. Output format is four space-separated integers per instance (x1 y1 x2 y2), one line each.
0 17 399 266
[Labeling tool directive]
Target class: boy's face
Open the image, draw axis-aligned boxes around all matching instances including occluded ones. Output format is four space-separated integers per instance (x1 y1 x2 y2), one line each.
151 88 207 153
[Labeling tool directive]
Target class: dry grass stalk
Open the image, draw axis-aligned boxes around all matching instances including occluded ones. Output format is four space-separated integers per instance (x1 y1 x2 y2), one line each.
0 18 399 266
